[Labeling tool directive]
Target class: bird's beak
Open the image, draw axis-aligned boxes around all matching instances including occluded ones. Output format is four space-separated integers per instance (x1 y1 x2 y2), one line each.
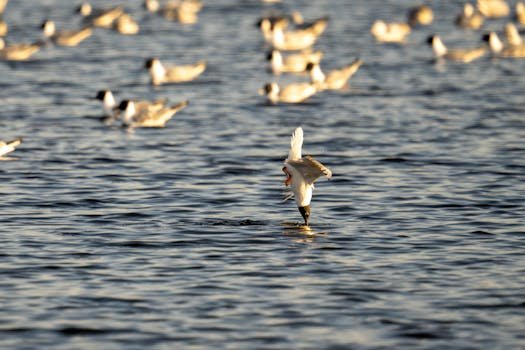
299 205 310 226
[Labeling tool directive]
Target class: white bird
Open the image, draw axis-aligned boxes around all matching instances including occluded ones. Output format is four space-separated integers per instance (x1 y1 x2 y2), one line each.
144 57 206 85
270 21 321 51
477 0 509 18
455 3 484 29
427 35 486 62
113 14 139 35
0 138 22 158
282 127 332 226
0 38 41 61
407 5 433 26
306 58 362 91
371 20 411 43
41 20 92 47
95 89 167 121
505 22 523 46
517 2 525 25
260 82 318 104
117 99 188 128
77 2 124 28
0 19 7 36
484 31 525 58
144 0 202 24
0 0 7 14
267 49 323 75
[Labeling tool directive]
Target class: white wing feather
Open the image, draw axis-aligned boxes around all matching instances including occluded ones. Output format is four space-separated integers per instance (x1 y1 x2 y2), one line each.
288 127 303 161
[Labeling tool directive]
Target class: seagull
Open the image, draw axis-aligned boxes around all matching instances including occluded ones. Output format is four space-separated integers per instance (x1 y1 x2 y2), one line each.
505 22 522 46
95 89 167 121
113 14 139 35
407 5 433 26
0 138 22 158
306 58 362 91
483 31 525 58
477 0 509 18
267 49 323 75
144 0 202 24
0 38 41 61
76 2 124 28
144 57 206 85
427 35 486 62
455 3 484 29
270 20 322 51
370 20 411 43
41 20 92 46
517 2 525 26
0 19 7 36
117 99 188 128
0 0 7 14
260 82 318 104
282 127 332 226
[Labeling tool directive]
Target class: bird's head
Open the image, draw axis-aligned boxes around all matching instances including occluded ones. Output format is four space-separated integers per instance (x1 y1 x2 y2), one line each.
299 205 310 226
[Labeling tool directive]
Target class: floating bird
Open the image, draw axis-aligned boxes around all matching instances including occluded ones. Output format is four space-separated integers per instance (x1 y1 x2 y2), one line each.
505 22 523 46
477 0 509 18
0 0 7 14
144 0 202 24
427 35 486 62
455 3 484 29
484 31 525 57
41 20 92 46
77 2 124 28
0 38 41 61
407 5 433 26
0 19 7 36
113 14 139 35
517 2 525 25
282 127 332 226
117 99 188 128
144 57 206 85
371 20 411 43
270 20 322 51
306 58 362 91
0 138 22 158
95 89 167 121
260 82 317 104
267 49 323 75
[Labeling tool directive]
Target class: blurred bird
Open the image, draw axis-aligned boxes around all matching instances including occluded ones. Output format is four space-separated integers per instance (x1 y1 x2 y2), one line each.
95 90 167 123
0 19 7 36
282 127 332 226
477 0 509 18
0 138 22 158
407 5 433 26
516 2 525 25
427 35 486 62
260 82 318 104
0 38 41 61
306 58 363 91
113 14 139 35
117 99 188 128
144 58 206 85
484 31 525 57
144 0 202 24
41 20 92 46
455 3 484 29
267 49 323 75
270 20 322 51
371 20 411 43
77 2 124 28
505 22 523 46
0 0 7 14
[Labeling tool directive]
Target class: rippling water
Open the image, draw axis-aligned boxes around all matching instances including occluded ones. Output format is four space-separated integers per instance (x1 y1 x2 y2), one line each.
1 0 524 349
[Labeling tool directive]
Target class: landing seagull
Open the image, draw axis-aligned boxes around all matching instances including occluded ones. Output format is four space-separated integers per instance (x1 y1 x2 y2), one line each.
282 127 332 226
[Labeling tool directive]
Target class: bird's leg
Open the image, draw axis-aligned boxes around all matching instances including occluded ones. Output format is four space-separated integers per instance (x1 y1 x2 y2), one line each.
282 166 292 186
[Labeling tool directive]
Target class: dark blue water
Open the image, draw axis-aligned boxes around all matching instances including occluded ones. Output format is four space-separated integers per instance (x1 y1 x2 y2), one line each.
1 0 524 349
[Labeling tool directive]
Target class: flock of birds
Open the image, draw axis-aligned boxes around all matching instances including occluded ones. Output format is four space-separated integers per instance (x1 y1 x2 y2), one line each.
1 0 525 225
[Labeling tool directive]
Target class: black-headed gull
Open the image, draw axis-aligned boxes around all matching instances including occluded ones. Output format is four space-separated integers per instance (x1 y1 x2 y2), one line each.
427 35 486 63
0 38 41 61
117 99 188 128
306 58 362 91
0 138 22 158
76 3 124 28
41 20 92 47
144 58 206 85
260 82 317 104
282 127 332 226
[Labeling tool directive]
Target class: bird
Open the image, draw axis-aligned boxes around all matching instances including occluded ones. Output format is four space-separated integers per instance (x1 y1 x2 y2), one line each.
484 31 525 58
144 0 202 24
113 14 139 35
270 20 322 51
427 35 486 62
306 58 362 91
41 20 92 47
477 0 509 18
0 38 41 61
267 49 323 75
516 2 525 25
371 20 411 43
260 82 318 104
407 5 433 26
76 2 124 28
144 58 206 85
117 99 188 128
0 0 7 14
0 138 22 158
282 127 332 226
455 3 484 29
95 89 167 121
505 22 522 46
0 19 7 36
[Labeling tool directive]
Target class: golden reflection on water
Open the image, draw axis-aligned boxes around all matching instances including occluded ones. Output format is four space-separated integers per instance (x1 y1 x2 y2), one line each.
281 222 329 243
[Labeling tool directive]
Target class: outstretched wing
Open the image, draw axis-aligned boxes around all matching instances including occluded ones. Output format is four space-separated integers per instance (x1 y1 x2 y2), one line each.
287 126 303 161
287 155 331 184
